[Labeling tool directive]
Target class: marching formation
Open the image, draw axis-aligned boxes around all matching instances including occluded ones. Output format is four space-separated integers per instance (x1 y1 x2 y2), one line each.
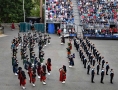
10 30 115 89
59 36 75 83
11 31 52 89
74 37 114 84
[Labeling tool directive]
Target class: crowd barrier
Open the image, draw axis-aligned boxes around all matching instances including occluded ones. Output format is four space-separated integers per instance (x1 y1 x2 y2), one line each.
19 22 45 33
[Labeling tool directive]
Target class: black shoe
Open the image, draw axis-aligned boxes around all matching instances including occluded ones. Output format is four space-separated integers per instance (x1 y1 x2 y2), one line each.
106 74 108 75
92 81 95 83
97 74 99 75
111 82 113 84
101 82 104 84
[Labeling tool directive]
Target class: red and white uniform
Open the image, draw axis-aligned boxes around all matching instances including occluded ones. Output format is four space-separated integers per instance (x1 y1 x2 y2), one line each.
40 65 47 85
37 66 41 78
40 70 46 82
59 68 66 82
11 23 15 30
46 61 51 73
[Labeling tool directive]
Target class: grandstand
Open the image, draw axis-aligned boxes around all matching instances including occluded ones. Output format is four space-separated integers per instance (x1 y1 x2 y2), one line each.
78 0 118 39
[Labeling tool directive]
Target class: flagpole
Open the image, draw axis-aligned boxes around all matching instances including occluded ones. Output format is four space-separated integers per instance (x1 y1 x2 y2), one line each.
23 0 25 22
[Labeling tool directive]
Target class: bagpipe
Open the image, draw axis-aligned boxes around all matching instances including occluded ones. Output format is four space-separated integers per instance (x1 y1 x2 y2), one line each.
68 42 72 46
66 47 70 51
68 53 75 58
41 65 47 75
40 50 45 57
48 36 51 39
44 34 51 40
38 32 43 37
73 53 75 58
68 42 71 46
44 33 51 38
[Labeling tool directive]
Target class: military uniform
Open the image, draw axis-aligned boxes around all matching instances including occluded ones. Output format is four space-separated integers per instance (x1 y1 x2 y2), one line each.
87 62 91 74
91 68 95 83
96 63 100 75
110 69 114 84
106 62 110 75
101 69 105 83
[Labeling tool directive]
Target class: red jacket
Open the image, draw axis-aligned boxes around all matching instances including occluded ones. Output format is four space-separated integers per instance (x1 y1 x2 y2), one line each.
11 23 15 29
59 69 66 82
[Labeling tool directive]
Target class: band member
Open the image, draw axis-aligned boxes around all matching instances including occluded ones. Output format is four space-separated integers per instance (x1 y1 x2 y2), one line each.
92 56 96 66
31 52 35 65
13 60 18 75
24 58 29 71
38 41 42 53
101 57 105 68
40 56 44 65
74 37 76 47
23 54 27 65
68 40 72 50
47 35 51 44
40 65 47 85
18 67 22 86
84 58 87 68
61 35 65 44
96 63 100 75
106 62 110 75
101 67 105 84
76 40 79 51
12 56 16 66
44 34 47 46
110 69 114 84
28 63 32 81
37 62 41 78
30 45 34 59
40 51 45 64
57 28 61 37
21 71 26 89
73 53 75 58
31 69 36 86
87 61 91 75
69 55 74 67
46 58 52 75
34 57 38 68
91 67 95 83
59 65 67 84
98 54 101 64
66 46 71 58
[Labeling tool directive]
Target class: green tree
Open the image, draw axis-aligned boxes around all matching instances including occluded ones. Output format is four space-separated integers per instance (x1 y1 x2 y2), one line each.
30 0 40 17
30 4 40 17
0 0 34 23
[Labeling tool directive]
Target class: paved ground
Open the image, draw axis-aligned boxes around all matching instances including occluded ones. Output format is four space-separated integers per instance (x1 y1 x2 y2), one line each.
0 0 118 89
0 26 118 90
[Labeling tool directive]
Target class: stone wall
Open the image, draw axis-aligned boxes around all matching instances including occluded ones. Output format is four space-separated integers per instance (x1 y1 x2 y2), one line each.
0 26 4 34
1 23 19 29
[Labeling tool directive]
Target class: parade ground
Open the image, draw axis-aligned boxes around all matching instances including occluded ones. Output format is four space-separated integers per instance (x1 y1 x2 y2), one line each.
0 27 118 90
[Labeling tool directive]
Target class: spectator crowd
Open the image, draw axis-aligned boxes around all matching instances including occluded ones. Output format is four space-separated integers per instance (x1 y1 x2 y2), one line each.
78 0 118 35
46 0 74 24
